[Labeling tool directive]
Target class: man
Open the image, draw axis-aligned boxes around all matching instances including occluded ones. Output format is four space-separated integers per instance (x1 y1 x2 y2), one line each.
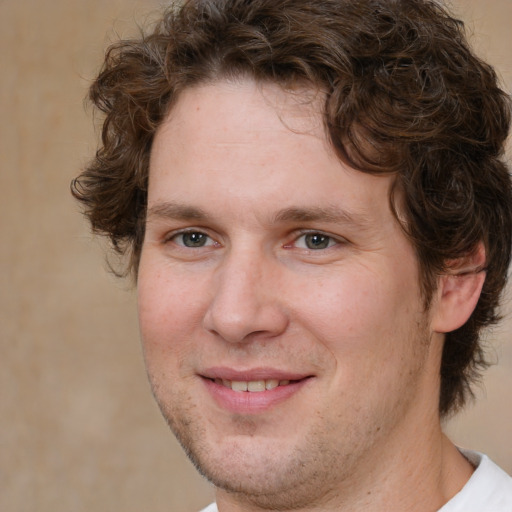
72 0 512 510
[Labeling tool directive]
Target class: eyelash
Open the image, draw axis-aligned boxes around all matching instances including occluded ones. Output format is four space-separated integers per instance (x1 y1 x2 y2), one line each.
289 231 341 251
167 230 218 248
165 229 343 251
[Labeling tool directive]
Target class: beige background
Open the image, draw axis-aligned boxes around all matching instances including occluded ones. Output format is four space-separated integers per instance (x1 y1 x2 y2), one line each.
1 1 511 511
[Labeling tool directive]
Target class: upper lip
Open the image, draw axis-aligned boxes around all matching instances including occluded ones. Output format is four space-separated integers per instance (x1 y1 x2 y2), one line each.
200 367 312 381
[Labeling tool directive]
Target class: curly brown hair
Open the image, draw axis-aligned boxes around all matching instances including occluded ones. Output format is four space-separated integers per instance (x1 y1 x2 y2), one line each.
72 0 512 417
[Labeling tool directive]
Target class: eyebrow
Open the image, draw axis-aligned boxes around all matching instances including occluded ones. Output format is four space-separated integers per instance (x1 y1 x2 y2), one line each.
147 202 208 221
272 206 371 228
146 201 371 229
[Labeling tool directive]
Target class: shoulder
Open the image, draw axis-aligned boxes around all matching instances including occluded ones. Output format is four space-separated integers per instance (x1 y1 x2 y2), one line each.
439 450 512 512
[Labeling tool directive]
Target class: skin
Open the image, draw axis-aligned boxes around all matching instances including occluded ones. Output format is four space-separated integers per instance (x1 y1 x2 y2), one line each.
137 78 483 511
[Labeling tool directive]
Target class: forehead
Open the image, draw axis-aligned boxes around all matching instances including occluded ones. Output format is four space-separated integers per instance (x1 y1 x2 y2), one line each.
148 78 395 226
155 78 328 157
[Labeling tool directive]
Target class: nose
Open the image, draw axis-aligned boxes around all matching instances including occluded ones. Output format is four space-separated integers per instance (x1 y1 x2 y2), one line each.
203 250 289 344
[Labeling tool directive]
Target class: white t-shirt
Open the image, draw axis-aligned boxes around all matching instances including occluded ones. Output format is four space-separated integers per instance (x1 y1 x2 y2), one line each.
199 451 512 512
438 451 512 512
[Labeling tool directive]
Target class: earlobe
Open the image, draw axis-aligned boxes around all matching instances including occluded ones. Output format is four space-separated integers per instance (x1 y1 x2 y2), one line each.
431 243 486 334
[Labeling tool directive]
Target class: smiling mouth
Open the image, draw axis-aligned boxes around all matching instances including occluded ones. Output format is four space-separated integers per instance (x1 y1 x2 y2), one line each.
203 374 312 412
209 378 303 392
216 378 290 392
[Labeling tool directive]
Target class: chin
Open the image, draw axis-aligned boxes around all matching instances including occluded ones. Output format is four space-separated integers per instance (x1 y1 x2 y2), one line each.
192 443 328 509
168 413 342 510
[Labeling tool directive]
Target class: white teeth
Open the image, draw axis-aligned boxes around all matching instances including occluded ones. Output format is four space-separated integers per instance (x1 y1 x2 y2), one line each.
216 378 292 392
265 379 279 390
231 381 248 392
247 380 266 392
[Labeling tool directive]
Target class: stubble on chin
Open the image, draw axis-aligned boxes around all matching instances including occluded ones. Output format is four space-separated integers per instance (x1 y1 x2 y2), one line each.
156 391 366 511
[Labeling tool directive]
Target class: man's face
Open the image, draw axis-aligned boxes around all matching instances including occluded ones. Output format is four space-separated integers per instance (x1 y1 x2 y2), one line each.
138 79 442 508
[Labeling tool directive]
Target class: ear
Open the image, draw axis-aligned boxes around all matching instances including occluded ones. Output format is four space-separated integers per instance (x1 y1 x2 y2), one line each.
431 243 486 334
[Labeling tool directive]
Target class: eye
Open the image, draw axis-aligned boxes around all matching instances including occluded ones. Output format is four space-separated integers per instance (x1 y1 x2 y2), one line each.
172 231 216 248
294 232 338 250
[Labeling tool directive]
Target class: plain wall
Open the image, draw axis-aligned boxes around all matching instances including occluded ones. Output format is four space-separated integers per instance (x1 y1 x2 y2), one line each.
1 1 511 511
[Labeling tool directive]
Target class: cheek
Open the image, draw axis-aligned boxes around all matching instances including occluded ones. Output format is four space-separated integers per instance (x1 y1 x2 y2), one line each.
295 271 395 335
292 265 422 367
297 270 428 417
137 265 206 364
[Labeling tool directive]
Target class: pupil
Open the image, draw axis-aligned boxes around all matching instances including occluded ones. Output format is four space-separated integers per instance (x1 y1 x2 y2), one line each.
184 232 206 247
306 234 329 249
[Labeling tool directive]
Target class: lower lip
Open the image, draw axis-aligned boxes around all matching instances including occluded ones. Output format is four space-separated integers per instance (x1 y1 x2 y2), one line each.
202 378 311 414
